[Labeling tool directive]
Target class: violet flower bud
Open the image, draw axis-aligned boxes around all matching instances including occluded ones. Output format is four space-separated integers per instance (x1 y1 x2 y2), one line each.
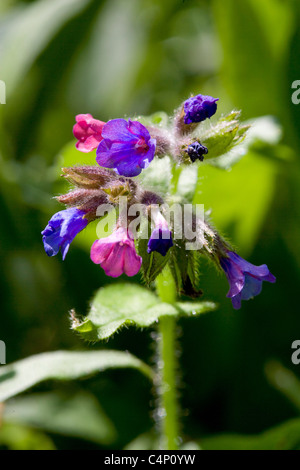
184 94 219 124
147 206 173 257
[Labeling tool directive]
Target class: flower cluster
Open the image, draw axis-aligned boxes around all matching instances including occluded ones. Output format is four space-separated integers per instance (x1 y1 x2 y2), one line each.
42 94 276 309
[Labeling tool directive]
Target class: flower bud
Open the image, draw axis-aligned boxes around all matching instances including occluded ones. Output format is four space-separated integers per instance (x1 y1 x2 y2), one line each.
57 189 109 221
174 94 219 135
139 191 164 207
62 166 115 189
185 142 208 162
146 205 173 256
73 114 105 152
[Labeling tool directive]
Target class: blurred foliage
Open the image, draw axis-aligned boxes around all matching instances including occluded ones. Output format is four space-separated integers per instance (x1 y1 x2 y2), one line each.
1 0 300 450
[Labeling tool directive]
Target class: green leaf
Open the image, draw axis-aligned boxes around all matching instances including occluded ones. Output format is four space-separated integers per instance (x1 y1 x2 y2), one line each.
0 0 92 96
200 418 300 450
3 391 116 445
72 284 216 341
196 113 281 171
200 111 248 161
0 350 153 402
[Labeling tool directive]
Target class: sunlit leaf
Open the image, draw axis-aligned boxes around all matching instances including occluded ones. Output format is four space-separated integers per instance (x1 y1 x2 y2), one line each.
72 284 216 341
198 111 249 166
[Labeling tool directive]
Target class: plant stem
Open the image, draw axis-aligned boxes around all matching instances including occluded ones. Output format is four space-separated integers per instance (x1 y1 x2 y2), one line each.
156 265 180 450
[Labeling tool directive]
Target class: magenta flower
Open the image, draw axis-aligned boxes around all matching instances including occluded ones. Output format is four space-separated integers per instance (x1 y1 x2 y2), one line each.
220 251 276 310
96 119 156 177
73 114 105 152
90 227 142 277
184 94 219 124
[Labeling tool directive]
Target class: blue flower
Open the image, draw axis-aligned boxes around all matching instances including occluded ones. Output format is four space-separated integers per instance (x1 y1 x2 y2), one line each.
42 208 88 260
220 251 276 310
96 119 156 177
147 206 173 256
184 94 219 124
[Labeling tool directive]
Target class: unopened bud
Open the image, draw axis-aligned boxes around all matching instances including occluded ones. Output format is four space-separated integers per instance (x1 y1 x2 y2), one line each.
62 166 115 189
57 188 109 222
185 142 208 162
139 191 164 207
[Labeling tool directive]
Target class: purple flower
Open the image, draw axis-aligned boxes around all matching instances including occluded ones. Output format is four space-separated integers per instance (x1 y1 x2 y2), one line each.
42 208 88 260
96 119 156 177
220 251 276 310
90 227 142 277
184 94 219 124
147 206 173 257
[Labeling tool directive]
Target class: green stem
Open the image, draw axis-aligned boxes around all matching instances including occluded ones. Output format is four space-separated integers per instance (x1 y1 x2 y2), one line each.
156 265 180 450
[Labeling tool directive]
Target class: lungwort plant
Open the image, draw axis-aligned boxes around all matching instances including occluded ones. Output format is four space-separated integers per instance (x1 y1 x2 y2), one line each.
1 94 277 450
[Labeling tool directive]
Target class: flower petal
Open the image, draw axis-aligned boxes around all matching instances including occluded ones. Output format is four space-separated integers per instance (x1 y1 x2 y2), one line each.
123 245 142 276
101 119 135 143
42 208 88 260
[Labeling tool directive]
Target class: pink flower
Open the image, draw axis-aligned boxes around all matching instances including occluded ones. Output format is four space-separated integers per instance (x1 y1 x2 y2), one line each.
73 114 105 153
90 227 142 277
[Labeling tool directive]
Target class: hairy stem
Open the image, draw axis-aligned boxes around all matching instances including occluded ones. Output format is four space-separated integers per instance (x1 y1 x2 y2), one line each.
156 265 180 450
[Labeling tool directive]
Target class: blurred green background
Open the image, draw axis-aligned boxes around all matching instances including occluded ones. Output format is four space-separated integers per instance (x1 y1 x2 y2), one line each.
1 0 300 450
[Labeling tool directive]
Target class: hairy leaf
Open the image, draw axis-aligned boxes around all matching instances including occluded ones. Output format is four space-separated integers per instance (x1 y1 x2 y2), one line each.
72 284 216 341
